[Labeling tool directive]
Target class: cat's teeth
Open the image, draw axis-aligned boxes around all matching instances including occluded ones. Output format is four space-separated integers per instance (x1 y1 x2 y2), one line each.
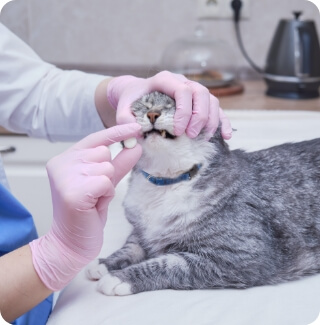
161 130 166 138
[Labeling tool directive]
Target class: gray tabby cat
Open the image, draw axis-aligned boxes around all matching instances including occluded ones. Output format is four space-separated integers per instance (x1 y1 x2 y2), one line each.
87 91 320 296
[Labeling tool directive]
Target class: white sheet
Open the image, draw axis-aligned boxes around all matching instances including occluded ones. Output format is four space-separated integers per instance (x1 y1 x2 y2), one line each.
48 110 320 325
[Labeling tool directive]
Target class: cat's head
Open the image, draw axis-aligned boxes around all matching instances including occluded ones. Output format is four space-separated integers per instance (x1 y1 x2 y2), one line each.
131 91 212 148
131 91 214 173
131 91 176 142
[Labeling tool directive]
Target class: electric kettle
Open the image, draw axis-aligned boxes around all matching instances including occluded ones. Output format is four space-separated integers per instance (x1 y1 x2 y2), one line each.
264 12 320 99
233 7 320 99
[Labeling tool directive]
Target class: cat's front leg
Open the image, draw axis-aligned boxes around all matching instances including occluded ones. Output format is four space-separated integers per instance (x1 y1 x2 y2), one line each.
97 253 195 296
86 231 146 281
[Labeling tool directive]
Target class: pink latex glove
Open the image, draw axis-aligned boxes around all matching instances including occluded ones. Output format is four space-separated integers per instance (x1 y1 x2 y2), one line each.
107 71 232 139
29 124 142 291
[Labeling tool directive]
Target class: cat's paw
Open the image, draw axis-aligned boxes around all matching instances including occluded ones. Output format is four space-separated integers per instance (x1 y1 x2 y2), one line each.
86 260 108 280
97 272 132 296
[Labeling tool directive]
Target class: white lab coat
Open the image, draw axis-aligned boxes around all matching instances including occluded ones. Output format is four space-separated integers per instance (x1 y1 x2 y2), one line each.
0 23 107 185
0 23 106 142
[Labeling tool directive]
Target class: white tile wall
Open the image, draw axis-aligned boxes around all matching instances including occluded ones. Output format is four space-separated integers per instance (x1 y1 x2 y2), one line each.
1 0 320 70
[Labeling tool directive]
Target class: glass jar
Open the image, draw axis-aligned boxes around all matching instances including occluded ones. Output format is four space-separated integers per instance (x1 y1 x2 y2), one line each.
160 27 238 88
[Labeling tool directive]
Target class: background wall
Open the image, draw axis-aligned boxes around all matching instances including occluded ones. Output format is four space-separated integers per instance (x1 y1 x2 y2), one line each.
1 0 320 75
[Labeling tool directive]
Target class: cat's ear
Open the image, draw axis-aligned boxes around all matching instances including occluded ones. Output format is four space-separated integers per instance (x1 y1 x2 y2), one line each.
208 125 230 152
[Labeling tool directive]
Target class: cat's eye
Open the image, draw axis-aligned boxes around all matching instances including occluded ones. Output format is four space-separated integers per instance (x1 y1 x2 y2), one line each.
142 101 153 109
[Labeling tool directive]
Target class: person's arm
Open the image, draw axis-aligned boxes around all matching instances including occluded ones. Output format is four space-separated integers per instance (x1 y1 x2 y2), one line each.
0 124 142 322
0 23 110 142
0 245 52 322
0 23 232 142
94 77 117 128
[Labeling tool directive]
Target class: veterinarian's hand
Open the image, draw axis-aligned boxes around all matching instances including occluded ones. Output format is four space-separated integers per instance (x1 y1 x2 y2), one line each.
107 71 232 139
29 124 142 291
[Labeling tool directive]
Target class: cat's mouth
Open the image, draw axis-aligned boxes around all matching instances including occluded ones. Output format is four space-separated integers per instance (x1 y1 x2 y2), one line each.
143 129 176 140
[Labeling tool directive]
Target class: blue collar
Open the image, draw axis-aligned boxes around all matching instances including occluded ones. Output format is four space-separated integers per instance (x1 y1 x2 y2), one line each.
140 164 202 186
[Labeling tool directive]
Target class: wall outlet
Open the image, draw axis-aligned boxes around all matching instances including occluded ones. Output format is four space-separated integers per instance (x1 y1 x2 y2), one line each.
197 0 250 19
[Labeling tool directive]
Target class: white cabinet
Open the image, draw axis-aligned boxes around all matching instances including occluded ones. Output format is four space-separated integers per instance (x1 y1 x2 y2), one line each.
1 136 74 236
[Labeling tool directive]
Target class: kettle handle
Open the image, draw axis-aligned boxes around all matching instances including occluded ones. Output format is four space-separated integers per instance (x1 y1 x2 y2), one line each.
293 11 310 77
295 24 312 77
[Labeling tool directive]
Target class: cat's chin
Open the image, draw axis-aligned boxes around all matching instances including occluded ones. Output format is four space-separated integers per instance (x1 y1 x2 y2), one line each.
138 133 208 170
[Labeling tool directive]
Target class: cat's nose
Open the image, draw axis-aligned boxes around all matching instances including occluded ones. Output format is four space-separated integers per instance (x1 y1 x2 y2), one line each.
147 111 161 124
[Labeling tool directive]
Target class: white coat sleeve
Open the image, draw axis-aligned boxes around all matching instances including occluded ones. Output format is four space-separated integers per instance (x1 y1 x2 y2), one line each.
0 23 106 142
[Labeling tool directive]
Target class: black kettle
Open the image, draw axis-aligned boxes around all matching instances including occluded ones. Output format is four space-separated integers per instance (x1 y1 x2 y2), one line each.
264 12 320 99
234 7 320 99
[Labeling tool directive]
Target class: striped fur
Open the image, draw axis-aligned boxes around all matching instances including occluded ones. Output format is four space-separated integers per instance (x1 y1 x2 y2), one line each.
87 92 320 295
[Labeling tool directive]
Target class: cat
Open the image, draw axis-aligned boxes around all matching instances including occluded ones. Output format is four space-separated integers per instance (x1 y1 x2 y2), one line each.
87 91 320 296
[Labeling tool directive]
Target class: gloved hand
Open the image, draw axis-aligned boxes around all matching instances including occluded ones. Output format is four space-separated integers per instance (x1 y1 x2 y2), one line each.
29 123 142 291
107 71 232 139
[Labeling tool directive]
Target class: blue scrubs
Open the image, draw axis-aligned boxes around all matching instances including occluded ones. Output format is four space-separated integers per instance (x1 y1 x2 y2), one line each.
0 183 53 325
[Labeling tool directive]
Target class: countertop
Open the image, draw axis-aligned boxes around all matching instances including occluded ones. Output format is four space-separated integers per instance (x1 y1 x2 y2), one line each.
219 80 320 111
1 80 319 135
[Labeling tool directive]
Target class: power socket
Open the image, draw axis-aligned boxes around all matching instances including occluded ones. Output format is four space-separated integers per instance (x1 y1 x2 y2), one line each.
197 0 250 19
